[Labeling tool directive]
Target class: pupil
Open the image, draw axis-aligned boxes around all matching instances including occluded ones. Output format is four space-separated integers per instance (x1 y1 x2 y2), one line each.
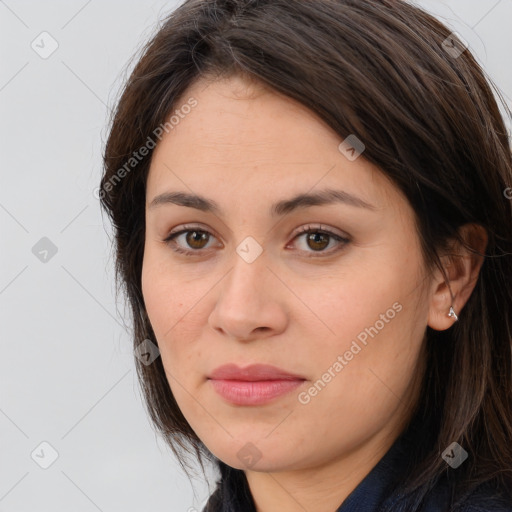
309 232 328 250
188 231 207 248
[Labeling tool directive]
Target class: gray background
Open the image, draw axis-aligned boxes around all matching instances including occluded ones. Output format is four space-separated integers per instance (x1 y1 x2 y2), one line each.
1 1 511 511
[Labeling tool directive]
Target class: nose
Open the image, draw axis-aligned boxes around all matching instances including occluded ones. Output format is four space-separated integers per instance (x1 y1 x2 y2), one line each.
208 246 288 342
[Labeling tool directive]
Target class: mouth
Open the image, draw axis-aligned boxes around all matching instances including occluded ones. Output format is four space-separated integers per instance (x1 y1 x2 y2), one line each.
207 363 306 405
208 378 305 405
208 363 305 381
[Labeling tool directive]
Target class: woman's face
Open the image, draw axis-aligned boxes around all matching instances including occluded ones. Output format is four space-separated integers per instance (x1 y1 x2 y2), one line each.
141 74 434 473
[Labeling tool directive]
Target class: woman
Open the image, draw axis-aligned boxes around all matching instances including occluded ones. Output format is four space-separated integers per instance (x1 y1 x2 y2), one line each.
99 0 512 510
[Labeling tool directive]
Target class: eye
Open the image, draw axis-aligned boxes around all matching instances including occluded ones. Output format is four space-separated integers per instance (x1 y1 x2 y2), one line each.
162 223 350 257
288 224 350 257
163 224 218 255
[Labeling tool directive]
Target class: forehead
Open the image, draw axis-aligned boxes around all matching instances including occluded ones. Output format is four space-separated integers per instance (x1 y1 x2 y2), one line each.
146 75 402 212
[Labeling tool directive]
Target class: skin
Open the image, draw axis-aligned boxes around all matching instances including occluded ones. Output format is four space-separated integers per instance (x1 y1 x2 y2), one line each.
141 74 486 512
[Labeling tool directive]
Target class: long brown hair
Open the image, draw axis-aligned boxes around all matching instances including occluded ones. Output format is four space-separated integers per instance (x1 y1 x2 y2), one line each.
99 0 512 508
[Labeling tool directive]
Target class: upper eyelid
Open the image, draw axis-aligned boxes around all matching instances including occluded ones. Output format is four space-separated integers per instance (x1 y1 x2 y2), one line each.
167 223 348 241
166 224 349 250
167 223 221 241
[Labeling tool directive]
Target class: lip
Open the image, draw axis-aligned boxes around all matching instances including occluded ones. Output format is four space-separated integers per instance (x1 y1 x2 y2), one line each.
208 364 306 406
208 363 305 381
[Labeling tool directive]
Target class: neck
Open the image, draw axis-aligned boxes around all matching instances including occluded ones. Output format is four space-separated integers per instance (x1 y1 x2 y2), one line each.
244 414 411 512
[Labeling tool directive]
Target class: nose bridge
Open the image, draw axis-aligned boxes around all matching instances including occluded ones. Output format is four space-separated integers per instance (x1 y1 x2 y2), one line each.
224 236 268 301
208 236 286 340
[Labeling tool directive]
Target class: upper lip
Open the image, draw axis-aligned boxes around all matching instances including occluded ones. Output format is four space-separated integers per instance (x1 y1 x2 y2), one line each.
208 363 305 381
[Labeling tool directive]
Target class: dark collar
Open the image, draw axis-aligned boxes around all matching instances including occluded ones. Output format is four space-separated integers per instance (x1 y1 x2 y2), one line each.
336 427 414 512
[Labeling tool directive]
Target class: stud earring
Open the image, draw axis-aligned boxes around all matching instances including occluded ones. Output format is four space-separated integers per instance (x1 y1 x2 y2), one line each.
448 306 458 321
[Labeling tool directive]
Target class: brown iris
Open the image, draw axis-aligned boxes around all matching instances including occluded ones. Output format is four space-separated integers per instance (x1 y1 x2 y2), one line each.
306 232 330 251
185 230 209 249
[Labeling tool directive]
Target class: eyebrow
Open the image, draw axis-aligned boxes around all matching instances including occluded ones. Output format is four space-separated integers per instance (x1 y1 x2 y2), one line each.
148 188 377 216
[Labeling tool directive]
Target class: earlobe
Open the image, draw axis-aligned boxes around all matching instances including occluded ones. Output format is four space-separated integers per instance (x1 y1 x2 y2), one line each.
427 223 487 331
427 290 459 331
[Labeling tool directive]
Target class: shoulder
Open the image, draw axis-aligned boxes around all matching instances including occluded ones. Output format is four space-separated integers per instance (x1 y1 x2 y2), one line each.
452 483 512 512
455 503 512 512
410 476 512 512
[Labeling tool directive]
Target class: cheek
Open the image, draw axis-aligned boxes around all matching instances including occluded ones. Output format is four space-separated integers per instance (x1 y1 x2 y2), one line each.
141 253 209 378
142 254 182 349
303 253 426 398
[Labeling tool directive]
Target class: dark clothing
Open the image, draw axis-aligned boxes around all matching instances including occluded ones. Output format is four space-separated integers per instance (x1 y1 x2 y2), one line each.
203 421 512 512
334 427 512 512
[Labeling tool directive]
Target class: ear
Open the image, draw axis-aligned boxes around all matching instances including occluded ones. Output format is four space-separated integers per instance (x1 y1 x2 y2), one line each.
427 223 488 331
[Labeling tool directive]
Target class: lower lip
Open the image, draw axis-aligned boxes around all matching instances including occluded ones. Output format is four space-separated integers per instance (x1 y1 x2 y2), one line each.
209 379 304 405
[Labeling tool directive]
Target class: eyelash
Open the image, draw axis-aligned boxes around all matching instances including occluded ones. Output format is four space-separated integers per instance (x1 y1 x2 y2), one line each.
162 224 350 258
